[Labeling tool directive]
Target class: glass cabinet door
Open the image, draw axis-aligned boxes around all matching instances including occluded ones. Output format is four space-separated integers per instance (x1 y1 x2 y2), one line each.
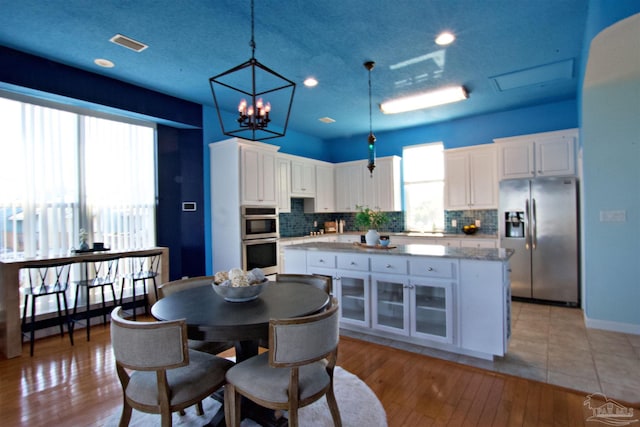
372 275 409 335
337 271 370 327
410 280 453 343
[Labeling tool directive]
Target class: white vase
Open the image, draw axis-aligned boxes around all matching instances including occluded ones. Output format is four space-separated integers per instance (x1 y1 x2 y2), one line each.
365 229 380 246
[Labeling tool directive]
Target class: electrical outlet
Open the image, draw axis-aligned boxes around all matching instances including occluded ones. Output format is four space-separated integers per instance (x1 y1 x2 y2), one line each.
475 219 481 227
451 219 457 227
313 220 318 227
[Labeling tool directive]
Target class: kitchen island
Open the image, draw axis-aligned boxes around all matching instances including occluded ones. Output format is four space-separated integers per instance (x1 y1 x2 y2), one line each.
284 242 514 360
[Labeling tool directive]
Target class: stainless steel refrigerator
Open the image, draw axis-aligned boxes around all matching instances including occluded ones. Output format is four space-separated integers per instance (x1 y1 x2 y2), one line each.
499 177 579 305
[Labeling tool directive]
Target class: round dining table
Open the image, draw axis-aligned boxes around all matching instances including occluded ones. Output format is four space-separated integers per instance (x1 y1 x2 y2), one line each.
151 281 330 362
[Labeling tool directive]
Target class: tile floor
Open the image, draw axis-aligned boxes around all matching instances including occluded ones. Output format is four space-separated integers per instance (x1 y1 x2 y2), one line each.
342 301 640 404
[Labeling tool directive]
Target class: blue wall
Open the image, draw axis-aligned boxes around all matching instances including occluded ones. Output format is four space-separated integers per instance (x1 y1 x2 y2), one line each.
580 2 640 331
324 99 578 162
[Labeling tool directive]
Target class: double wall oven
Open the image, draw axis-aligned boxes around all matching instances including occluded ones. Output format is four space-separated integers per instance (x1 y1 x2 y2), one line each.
241 206 279 276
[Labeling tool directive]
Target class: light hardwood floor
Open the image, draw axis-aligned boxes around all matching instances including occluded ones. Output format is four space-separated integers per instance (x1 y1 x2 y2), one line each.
4 317 638 427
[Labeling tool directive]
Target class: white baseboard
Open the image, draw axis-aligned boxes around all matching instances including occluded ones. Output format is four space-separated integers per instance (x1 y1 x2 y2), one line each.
584 315 640 335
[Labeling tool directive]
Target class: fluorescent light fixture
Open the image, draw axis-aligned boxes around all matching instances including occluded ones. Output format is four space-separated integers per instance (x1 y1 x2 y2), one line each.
380 86 468 114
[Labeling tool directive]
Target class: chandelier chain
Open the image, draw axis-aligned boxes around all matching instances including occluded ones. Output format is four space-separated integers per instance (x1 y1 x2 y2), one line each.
249 0 256 57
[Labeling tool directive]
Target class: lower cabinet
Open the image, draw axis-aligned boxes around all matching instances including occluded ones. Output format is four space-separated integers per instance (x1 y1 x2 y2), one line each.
409 279 454 344
285 247 510 359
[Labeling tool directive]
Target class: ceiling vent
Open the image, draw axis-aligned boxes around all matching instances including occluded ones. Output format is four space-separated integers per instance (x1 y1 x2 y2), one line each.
109 34 148 52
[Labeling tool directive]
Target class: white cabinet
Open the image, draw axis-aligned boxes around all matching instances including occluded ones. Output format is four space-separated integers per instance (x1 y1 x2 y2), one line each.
336 156 401 212
494 128 578 179
445 145 497 210
459 260 510 356
372 274 410 335
304 163 336 213
363 156 402 211
241 144 277 205
409 279 454 343
284 245 511 359
276 157 291 213
290 158 316 197
335 162 364 212
459 238 497 249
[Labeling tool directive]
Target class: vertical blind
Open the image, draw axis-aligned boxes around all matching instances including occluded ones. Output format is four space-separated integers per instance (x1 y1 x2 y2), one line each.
0 96 156 259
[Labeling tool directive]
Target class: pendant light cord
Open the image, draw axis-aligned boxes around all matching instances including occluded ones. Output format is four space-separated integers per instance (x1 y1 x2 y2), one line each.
250 0 256 58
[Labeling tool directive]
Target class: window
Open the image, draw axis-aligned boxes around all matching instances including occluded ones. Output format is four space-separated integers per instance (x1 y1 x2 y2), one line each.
403 142 444 232
0 95 157 259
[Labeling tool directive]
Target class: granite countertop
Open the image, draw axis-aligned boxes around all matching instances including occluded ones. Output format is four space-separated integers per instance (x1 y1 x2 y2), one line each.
280 231 498 242
284 241 514 261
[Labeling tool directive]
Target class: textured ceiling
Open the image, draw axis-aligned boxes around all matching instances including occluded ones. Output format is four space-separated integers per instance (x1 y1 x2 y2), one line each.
0 0 588 140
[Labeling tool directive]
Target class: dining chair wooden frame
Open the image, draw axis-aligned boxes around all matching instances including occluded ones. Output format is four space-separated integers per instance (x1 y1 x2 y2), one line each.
224 297 341 427
110 306 234 427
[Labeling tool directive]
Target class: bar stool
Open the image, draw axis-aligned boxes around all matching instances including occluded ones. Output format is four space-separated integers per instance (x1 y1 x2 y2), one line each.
21 261 75 356
73 257 119 341
120 252 161 320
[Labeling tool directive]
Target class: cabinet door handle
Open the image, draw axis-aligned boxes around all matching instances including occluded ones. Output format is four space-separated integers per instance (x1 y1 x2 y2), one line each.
319 259 325 263
385 264 392 269
427 267 434 271
350 261 356 265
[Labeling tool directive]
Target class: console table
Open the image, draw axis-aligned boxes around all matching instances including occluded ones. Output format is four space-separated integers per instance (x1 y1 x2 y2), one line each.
0 247 169 358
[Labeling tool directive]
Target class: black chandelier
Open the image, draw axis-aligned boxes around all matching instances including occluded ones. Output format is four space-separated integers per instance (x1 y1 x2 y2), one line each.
209 0 295 141
364 61 376 176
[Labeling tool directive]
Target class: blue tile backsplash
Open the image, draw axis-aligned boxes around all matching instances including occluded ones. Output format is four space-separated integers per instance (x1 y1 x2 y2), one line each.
279 198 497 237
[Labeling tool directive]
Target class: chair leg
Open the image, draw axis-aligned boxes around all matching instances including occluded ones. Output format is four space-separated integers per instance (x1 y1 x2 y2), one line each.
224 384 241 427
131 279 137 321
325 384 342 427
55 293 65 338
119 399 133 427
61 293 74 346
85 287 92 341
196 401 204 416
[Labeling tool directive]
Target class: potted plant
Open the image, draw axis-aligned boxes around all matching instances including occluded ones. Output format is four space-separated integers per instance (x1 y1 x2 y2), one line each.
355 205 389 246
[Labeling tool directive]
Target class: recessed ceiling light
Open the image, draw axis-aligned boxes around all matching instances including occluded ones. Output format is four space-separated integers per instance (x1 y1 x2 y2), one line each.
435 32 455 46
318 117 335 123
304 77 318 87
94 58 115 68
380 86 468 114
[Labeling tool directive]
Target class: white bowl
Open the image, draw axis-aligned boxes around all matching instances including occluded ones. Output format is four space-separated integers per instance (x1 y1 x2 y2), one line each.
211 279 270 302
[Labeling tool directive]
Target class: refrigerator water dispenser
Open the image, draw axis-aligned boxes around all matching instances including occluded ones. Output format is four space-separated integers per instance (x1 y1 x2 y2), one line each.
505 211 524 238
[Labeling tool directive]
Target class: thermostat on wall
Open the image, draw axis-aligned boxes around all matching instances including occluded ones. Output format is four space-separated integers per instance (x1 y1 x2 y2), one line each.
182 202 197 212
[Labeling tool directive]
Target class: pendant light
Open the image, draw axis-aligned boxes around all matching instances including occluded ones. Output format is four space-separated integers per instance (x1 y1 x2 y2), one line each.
364 61 376 176
209 0 296 141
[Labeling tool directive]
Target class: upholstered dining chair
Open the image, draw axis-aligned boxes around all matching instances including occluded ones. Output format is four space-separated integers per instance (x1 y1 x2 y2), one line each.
110 306 234 427
275 273 333 295
224 297 341 427
157 276 235 356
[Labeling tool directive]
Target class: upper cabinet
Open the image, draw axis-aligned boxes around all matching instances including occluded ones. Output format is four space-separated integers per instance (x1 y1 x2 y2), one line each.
494 128 578 180
335 156 401 213
363 156 402 212
290 158 316 197
335 161 364 212
445 145 498 210
241 143 278 205
276 157 291 213
304 162 336 213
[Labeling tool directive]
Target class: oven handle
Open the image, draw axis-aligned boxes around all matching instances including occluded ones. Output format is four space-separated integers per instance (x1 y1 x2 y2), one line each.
242 237 279 245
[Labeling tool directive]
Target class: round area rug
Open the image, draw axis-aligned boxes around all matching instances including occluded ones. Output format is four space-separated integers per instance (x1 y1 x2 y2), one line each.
104 366 387 427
